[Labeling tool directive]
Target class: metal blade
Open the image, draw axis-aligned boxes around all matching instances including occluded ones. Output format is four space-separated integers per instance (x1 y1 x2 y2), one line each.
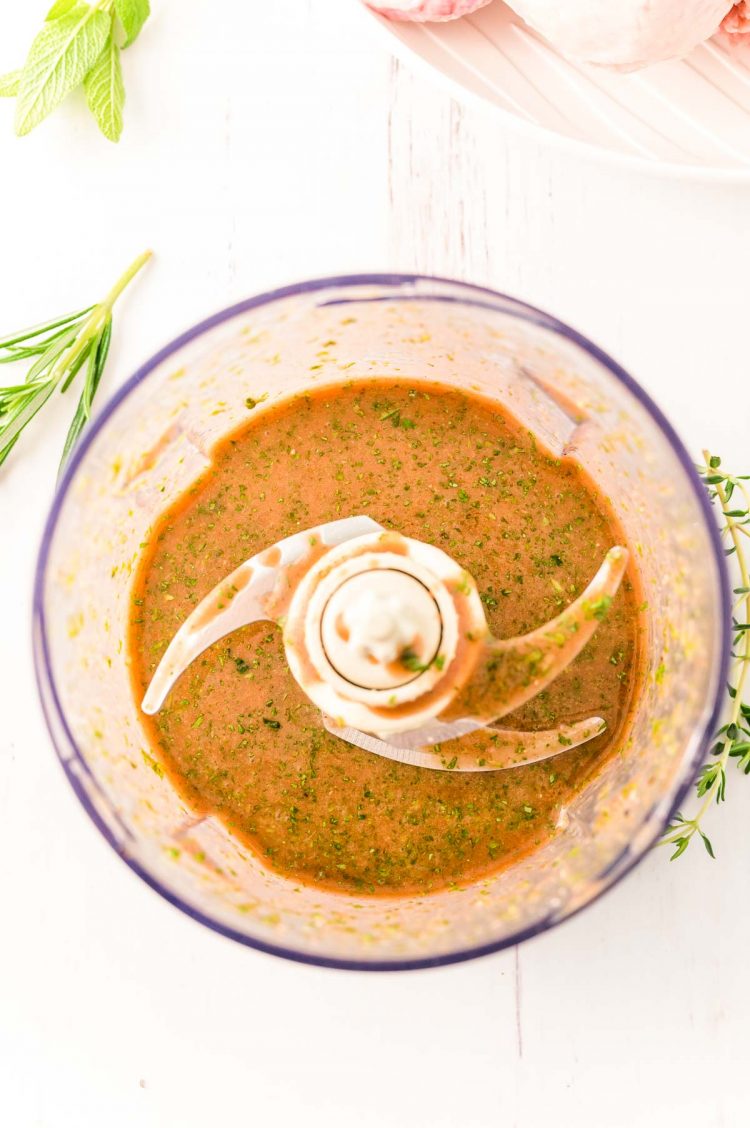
142 516 383 714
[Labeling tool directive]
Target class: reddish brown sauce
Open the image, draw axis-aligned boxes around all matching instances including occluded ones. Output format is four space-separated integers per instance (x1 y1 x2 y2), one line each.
130 381 642 896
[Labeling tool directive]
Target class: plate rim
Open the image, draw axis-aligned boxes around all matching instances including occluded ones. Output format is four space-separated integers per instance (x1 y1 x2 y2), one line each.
363 4 750 184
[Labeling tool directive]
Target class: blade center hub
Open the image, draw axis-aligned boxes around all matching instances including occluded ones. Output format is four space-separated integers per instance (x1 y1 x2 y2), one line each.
320 569 442 691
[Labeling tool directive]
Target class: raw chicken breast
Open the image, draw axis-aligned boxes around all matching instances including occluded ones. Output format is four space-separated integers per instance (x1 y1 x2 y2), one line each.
366 0 492 21
367 0 749 67
723 2 750 31
507 0 732 69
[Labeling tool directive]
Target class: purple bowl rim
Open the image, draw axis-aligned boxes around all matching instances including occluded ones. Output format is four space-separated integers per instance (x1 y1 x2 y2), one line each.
32 272 732 972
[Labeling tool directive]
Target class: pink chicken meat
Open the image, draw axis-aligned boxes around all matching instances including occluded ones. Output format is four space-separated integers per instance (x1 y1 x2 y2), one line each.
367 1 750 68
507 1 741 68
367 0 491 21
723 1 750 31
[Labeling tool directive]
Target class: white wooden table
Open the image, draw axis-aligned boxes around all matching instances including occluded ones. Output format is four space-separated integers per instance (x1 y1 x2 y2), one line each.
1 3 749 1125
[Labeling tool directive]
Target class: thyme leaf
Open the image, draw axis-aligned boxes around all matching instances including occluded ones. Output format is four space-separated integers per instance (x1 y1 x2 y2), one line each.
661 452 750 860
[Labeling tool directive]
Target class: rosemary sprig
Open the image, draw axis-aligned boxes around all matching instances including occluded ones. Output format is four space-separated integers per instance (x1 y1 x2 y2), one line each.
661 451 750 860
0 250 151 475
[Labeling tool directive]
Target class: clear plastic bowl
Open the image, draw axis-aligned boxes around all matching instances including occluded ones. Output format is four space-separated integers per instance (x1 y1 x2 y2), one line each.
33 275 730 970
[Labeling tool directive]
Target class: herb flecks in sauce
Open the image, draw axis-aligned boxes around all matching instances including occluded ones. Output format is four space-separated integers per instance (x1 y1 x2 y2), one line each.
131 382 640 895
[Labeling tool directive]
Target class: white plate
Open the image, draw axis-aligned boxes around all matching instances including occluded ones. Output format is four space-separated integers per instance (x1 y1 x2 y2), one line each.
367 2 750 179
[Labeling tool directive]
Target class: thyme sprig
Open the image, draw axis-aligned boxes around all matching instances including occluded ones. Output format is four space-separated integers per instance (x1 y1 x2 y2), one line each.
0 249 151 475
661 451 750 860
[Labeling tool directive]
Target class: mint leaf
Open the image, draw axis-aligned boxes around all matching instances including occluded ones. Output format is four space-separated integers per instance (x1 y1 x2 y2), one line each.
84 35 124 142
0 71 21 97
15 5 110 136
46 0 80 19
114 0 150 47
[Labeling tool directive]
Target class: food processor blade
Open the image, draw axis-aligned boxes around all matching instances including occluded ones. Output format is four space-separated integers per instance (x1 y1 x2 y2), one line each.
141 515 384 714
142 514 627 773
322 714 607 772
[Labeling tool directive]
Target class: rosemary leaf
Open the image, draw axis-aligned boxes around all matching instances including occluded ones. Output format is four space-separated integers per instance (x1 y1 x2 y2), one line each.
0 250 151 473
0 307 92 353
58 316 112 475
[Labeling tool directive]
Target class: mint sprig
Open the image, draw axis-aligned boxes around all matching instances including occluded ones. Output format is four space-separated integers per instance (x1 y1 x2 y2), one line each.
0 0 150 141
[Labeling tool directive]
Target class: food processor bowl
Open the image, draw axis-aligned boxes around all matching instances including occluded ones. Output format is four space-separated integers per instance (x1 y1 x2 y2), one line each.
33 275 730 970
